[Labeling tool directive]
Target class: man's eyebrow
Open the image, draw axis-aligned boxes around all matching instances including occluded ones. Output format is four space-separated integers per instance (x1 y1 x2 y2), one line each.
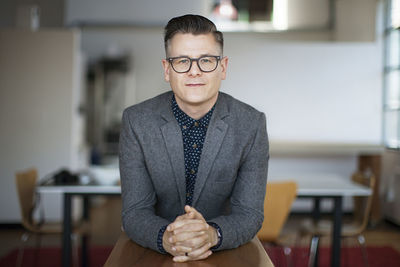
170 54 218 58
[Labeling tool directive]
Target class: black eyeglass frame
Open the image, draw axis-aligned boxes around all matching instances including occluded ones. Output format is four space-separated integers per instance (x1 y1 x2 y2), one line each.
167 55 222 73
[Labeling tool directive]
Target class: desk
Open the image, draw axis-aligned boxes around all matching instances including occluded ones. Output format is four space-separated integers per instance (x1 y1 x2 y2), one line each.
270 174 372 267
37 185 120 267
38 174 371 267
105 232 274 267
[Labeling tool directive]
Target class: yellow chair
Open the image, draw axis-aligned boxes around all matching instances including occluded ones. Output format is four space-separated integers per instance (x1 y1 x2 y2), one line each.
258 181 298 242
300 172 376 267
257 181 298 266
15 168 87 267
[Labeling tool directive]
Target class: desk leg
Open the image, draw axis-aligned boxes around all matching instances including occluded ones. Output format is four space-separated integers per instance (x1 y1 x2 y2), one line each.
312 197 321 221
81 196 90 267
331 196 342 267
63 194 72 267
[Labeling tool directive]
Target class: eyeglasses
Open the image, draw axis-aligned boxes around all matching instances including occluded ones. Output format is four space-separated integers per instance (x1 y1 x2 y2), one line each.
167 55 221 73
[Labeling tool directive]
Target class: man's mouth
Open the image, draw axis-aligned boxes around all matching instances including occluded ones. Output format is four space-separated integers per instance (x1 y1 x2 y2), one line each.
185 83 205 87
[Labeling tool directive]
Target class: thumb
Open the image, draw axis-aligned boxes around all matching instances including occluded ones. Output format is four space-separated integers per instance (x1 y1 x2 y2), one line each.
185 205 205 220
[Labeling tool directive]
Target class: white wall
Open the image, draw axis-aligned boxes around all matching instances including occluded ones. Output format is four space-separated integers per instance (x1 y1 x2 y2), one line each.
222 33 382 144
0 29 85 222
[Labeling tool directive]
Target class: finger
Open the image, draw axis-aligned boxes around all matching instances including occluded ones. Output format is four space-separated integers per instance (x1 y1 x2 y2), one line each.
168 219 207 231
174 212 194 222
171 245 192 254
173 250 212 262
175 234 208 250
194 250 213 260
172 255 190 262
185 206 205 220
173 222 209 235
184 205 192 213
188 241 212 258
171 231 205 243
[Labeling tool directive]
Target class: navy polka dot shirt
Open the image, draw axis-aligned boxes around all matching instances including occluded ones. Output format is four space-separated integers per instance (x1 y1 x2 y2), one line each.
156 95 223 254
171 95 215 206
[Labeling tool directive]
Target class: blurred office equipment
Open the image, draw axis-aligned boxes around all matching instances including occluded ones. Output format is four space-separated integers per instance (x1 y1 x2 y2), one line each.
86 55 131 162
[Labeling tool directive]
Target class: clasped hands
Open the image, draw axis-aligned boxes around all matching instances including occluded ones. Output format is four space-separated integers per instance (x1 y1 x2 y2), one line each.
162 205 218 262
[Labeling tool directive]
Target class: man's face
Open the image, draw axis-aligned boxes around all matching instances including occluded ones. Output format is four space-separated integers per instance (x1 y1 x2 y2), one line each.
162 33 228 110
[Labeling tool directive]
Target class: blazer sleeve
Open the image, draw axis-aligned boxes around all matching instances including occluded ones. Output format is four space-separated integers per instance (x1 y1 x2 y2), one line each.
209 112 269 250
119 110 170 251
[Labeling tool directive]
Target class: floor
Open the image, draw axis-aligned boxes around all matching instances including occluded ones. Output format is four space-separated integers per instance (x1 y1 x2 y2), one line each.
281 214 400 252
1 197 400 260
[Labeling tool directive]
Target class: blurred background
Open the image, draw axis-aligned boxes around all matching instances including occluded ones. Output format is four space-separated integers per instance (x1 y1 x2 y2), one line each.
0 0 399 232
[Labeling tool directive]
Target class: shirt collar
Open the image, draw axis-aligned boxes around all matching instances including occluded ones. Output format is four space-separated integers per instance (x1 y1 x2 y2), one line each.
171 94 215 128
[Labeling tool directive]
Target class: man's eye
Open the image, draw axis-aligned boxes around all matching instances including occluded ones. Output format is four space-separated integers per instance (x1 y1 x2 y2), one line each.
177 59 189 64
201 58 211 63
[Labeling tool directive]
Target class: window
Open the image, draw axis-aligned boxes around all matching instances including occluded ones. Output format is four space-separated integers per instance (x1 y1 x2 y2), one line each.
383 0 400 149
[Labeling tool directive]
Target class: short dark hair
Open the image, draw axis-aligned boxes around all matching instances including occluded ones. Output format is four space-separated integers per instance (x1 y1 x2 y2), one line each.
164 14 224 56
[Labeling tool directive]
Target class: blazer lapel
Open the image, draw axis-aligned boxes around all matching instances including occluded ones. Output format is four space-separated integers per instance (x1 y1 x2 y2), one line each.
159 93 186 208
192 95 229 206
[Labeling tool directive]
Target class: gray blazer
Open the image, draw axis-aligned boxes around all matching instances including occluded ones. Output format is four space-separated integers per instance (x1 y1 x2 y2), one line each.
119 91 269 252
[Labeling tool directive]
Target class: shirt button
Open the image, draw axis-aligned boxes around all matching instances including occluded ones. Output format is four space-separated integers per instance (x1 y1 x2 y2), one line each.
192 143 198 148
183 125 187 129
190 169 196 174
186 192 190 197
194 122 199 127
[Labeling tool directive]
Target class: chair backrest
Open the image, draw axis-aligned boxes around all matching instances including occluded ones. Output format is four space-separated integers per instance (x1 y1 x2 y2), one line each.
15 168 39 232
257 181 297 242
351 171 376 235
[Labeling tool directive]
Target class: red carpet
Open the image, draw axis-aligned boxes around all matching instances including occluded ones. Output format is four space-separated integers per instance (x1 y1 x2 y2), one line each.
263 245 400 267
0 247 111 267
1 245 400 267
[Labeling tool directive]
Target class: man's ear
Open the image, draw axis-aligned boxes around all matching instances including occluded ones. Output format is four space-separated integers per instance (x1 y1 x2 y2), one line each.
220 56 228 80
162 59 170 82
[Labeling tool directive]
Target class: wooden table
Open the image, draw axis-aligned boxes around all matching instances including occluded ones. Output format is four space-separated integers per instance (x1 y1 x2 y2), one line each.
104 232 274 267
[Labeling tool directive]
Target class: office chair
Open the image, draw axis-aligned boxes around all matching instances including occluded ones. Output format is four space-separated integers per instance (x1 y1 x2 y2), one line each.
257 181 298 266
299 171 376 267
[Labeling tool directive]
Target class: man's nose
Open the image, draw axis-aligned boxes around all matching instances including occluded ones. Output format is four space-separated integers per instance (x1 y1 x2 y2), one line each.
188 61 202 76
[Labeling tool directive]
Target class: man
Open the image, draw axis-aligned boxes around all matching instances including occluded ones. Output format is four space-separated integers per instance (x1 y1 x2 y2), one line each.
119 14 269 262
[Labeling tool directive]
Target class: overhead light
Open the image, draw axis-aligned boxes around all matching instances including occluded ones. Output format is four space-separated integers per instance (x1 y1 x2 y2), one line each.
213 0 238 21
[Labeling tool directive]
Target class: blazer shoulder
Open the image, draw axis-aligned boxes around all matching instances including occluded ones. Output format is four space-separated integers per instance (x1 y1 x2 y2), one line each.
219 92 265 121
123 91 172 120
